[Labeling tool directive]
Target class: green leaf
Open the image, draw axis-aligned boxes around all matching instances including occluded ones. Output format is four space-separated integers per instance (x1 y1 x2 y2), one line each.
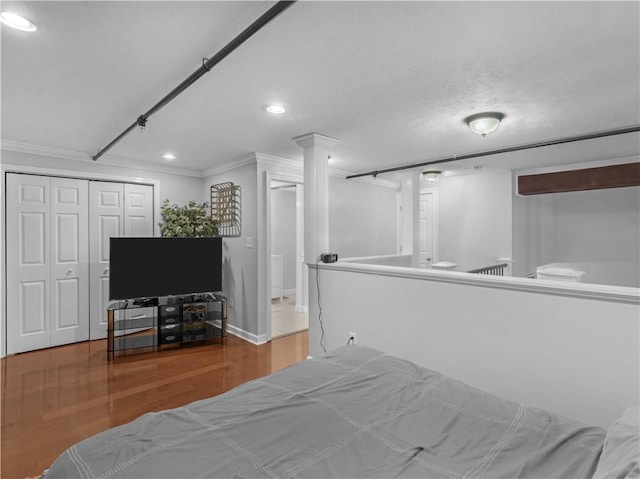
159 199 219 237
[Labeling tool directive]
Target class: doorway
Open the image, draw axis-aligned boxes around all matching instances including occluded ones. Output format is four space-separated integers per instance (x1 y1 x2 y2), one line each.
419 188 438 268
270 180 308 338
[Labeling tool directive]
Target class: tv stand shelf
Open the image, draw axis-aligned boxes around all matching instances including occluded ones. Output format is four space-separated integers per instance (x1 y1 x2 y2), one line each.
107 294 227 360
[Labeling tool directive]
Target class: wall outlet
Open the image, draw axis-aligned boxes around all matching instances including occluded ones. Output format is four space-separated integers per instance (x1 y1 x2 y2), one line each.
348 332 358 345
229 298 234 308
246 237 253 248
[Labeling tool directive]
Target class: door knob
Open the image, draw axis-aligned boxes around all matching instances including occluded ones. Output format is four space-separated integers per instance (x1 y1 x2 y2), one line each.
67 268 73 275
104 268 109 275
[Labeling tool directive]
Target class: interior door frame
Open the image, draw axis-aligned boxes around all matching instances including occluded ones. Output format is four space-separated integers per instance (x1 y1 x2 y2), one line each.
419 187 439 267
265 170 305 342
1 163 160 358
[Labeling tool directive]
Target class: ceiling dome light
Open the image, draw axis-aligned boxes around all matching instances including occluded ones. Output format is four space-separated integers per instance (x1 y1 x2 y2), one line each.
422 170 441 182
162 153 176 160
264 105 286 114
0 11 37 32
465 112 504 137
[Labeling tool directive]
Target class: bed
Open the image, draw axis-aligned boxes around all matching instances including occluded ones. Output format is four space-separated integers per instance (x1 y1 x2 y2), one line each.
45 345 638 478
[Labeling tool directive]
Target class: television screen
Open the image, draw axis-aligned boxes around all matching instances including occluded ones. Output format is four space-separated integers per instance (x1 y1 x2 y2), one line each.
109 237 222 300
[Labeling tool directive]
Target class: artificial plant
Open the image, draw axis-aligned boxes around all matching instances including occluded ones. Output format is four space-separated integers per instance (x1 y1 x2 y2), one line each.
160 199 219 237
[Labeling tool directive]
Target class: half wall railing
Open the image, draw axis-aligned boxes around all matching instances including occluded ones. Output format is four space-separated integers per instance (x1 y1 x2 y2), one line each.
467 263 509 276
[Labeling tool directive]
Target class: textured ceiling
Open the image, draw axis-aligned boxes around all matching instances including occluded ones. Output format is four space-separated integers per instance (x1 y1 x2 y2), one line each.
1 1 639 177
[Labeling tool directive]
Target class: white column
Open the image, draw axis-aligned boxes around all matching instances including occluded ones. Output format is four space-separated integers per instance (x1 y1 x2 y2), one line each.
293 133 339 264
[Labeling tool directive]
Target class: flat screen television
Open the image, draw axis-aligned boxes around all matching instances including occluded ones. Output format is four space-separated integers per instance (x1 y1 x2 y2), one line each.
109 237 222 301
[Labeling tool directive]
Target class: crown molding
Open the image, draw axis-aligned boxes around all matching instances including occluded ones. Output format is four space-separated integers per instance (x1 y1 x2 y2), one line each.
200 153 259 177
100 154 202 178
1 140 403 190
1 139 91 162
201 152 302 179
203 151 400 189
255 152 303 171
0 137 403 191
1 139 203 177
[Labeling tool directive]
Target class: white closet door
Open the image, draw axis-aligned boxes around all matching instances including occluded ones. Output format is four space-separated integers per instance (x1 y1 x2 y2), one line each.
6 174 52 354
89 182 124 340
50 177 89 347
124 183 154 237
88 182 153 339
6 176 153 349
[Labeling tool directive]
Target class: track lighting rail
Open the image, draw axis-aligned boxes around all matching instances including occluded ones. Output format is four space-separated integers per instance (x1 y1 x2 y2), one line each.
345 125 640 180
93 0 297 161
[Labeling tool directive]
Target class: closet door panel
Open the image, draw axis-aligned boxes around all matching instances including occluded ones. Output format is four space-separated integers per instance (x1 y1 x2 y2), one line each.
6 174 52 354
124 183 154 237
21 212 47 264
50 177 89 347
20 281 47 333
55 278 80 329
99 216 122 258
89 182 124 340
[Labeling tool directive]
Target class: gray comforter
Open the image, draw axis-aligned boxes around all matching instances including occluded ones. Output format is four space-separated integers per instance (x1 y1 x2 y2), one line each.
46 345 605 478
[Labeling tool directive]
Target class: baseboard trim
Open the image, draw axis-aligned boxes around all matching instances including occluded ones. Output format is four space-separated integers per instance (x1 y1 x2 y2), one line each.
226 324 268 345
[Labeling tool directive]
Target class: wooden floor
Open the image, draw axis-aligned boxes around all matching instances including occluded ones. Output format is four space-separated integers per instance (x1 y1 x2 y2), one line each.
0 331 308 479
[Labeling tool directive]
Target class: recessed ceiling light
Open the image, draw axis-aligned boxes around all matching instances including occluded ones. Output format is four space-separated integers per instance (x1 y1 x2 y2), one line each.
264 105 286 114
162 153 176 161
0 11 37 32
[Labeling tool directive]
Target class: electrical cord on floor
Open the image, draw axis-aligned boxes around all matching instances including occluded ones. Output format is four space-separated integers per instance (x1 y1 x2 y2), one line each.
316 259 327 353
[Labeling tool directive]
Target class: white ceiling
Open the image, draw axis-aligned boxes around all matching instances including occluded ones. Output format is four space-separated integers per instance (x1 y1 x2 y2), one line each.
1 1 639 178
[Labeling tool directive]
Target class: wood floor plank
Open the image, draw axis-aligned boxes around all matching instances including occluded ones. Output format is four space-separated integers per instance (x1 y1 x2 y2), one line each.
0 332 308 478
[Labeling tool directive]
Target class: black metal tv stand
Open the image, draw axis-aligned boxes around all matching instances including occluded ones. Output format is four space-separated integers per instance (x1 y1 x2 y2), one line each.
107 293 227 361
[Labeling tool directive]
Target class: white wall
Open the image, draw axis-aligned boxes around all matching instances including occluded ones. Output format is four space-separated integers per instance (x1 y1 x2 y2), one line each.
308 262 639 428
433 170 513 271
203 153 306 344
329 176 398 258
271 188 297 291
552 186 640 287
202 161 259 341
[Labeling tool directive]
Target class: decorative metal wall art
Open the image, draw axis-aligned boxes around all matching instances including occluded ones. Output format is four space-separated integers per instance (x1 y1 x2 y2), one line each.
210 182 241 237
